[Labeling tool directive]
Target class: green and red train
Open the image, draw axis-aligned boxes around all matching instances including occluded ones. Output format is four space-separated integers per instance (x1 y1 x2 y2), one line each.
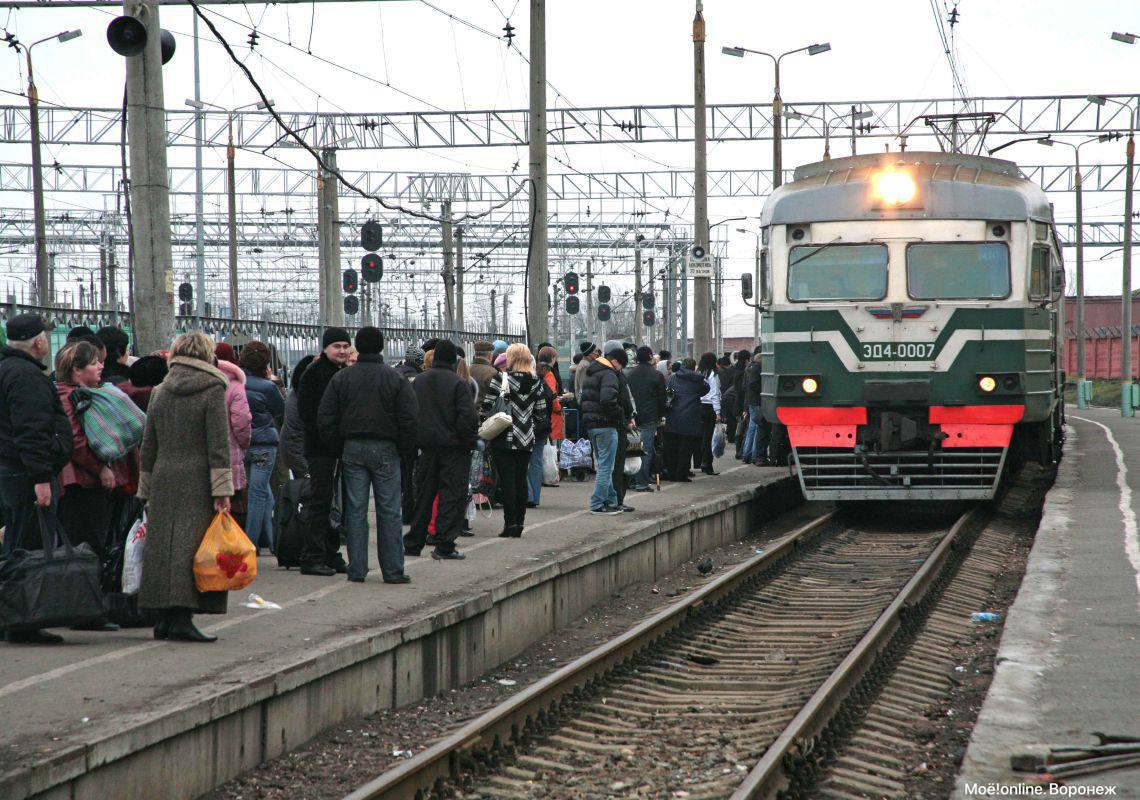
756 151 1064 500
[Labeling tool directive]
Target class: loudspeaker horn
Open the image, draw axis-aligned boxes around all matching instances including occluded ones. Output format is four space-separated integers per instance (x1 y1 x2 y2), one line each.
106 15 147 57
160 28 176 64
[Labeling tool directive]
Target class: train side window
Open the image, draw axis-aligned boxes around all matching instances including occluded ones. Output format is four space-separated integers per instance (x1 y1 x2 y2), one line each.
1029 245 1049 300
760 248 771 303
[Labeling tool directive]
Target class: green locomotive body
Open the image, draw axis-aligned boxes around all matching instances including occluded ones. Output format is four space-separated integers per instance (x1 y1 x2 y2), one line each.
757 152 1064 500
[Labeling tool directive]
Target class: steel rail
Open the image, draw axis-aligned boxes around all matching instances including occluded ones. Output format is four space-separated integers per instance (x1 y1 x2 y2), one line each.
729 506 980 800
342 510 838 800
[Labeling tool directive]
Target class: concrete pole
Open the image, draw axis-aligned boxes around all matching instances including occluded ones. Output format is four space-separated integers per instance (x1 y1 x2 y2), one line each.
490 288 497 332
682 250 690 356
108 244 118 323
318 148 344 327
441 199 455 329
226 116 239 318
664 251 674 355
98 239 108 309
526 0 550 345
26 49 50 306
633 245 643 345
647 256 655 350
691 1 712 355
504 292 510 333
125 0 176 354
193 13 206 320
1123 129 1134 417
455 226 465 332
1075 152 1086 404
585 259 594 344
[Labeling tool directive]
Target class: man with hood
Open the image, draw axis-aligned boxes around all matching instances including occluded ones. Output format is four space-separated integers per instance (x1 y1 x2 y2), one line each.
579 339 634 515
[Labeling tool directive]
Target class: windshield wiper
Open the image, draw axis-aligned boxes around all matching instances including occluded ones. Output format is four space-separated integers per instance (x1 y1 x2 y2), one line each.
789 237 844 267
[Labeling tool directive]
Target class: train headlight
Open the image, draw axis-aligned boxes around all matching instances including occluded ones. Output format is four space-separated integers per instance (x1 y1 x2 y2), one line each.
802 377 820 394
978 376 997 393
873 170 917 206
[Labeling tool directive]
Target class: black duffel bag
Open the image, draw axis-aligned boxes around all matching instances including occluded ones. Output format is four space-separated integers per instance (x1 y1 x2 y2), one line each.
0 506 106 631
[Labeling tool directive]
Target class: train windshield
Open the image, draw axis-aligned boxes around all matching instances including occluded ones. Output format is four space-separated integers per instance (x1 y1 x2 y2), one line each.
787 243 888 301
906 243 1010 299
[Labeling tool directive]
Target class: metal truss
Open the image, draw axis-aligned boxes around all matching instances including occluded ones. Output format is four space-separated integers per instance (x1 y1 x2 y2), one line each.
3 94 1136 150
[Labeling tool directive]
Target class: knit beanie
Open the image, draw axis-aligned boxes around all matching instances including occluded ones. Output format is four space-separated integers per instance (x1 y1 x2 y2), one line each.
321 326 350 349
636 345 654 363
579 340 597 356
239 341 272 373
602 339 624 359
215 342 238 364
433 339 458 366
354 326 383 355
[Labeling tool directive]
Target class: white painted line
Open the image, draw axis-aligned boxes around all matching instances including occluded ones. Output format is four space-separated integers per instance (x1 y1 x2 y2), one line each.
0 461 759 697
1071 414 1140 611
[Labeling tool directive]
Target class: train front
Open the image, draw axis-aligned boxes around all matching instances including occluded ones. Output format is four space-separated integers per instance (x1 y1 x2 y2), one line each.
758 152 1062 501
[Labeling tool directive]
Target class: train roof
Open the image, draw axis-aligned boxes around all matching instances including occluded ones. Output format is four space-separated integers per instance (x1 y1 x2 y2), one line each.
761 151 1052 226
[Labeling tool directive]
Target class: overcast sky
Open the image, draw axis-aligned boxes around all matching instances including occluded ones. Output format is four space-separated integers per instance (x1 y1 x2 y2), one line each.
1 0 1138 324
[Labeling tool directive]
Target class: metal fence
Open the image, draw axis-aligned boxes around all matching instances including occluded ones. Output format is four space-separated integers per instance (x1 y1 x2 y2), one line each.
0 303 525 378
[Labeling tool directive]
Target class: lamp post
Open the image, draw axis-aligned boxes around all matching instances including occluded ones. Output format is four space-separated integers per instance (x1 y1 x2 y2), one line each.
185 98 273 319
722 41 830 189
15 28 83 307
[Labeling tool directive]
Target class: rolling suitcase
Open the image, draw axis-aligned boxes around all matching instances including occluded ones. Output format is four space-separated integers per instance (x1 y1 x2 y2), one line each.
274 477 309 569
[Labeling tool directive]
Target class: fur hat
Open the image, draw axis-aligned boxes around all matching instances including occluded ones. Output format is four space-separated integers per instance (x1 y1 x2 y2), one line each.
128 354 168 387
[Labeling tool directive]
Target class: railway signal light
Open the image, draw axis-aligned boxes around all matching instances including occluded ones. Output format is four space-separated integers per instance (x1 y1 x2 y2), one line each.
566 295 580 315
563 271 580 294
642 293 654 309
343 268 358 293
597 284 611 303
597 303 611 322
360 220 383 252
343 295 359 316
643 309 655 327
361 253 383 283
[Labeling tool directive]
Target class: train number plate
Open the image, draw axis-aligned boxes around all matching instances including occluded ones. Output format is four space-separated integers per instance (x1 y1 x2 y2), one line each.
860 342 935 360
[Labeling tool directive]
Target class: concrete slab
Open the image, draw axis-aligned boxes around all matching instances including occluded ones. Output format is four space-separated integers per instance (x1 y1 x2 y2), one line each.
0 458 796 800
955 407 1140 798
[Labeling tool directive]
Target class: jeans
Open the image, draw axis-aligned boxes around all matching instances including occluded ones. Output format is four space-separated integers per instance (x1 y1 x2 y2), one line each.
495 448 532 529
526 436 547 505
244 445 278 550
588 428 620 510
742 404 761 461
341 439 405 581
631 424 658 488
301 454 342 567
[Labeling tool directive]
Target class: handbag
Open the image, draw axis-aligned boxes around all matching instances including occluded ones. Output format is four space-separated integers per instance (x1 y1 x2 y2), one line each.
626 427 645 454
663 386 676 412
0 507 107 630
71 383 146 462
478 376 513 441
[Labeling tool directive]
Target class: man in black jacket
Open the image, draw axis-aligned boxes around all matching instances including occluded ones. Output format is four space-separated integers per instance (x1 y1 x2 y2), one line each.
404 340 478 560
318 327 418 584
626 346 666 491
580 340 633 514
740 351 772 465
0 314 74 644
297 327 352 576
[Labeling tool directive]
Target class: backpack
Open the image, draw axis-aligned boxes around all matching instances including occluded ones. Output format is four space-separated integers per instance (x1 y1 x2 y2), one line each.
274 477 309 569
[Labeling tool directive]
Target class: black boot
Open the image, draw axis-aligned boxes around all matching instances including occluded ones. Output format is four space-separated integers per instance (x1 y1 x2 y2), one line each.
166 610 217 643
508 525 523 538
153 610 173 641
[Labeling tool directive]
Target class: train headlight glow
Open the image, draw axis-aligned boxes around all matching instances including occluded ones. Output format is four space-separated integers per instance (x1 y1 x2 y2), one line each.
802 377 820 394
978 376 997 393
874 170 917 206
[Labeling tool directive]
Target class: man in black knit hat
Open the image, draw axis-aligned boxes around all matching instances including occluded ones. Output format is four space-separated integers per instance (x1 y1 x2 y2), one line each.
297 326 352 576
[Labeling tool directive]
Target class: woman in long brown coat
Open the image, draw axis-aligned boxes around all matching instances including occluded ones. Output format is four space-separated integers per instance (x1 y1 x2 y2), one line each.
138 331 234 643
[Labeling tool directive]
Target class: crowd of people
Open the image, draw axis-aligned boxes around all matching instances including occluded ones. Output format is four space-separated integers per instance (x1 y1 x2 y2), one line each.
0 312 773 645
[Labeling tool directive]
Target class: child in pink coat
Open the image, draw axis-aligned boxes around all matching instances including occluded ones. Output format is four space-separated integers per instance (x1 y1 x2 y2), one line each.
215 345 252 491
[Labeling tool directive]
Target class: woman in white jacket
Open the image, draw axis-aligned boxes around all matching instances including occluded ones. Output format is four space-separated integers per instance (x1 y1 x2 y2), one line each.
696 352 721 475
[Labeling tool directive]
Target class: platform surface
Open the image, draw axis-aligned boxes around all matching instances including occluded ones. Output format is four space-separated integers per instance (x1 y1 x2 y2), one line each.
956 406 1140 797
0 457 781 783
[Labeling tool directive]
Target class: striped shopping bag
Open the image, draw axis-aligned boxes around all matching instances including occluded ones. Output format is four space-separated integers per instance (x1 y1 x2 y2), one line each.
71 383 146 462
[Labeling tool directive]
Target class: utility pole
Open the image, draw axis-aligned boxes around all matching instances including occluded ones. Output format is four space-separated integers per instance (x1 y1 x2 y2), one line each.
692 0 712 355
226 113 238 318
647 256 655 351
126 0 175 353
850 105 858 156
192 12 205 320
27 59 48 306
490 288 497 332
665 251 675 355
585 259 594 344
633 244 643 345
441 200 455 329
98 237 108 309
455 225 465 332
503 291 511 333
681 250 690 356
317 147 344 327
108 241 118 322
526 0 550 346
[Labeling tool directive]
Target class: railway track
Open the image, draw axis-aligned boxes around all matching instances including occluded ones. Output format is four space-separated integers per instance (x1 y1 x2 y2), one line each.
344 507 985 800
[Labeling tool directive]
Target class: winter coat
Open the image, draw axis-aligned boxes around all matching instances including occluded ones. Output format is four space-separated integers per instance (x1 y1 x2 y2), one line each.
573 357 593 400
580 358 631 431
54 382 137 494
743 361 763 407
470 357 498 404
0 347 73 482
317 353 419 462
100 360 132 386
699 369 722 415
243 369 285 446
395 362 421 382
217 359 252 490
299 354 342 458
481 371 548 452
626 362 667 426
137 357 234 615
281 390 308 475
539 366 564 441
665 368 710 438
412 364 479 450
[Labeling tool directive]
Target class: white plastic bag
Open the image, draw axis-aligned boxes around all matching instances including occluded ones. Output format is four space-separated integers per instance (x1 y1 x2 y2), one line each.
712 422 727 459
623 455 642 476
542 442 560 484
466 497 477 521
121 511 148 595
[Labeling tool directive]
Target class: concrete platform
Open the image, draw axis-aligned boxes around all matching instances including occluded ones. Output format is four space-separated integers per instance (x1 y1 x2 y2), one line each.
0 459 797 800
956 406 1140 797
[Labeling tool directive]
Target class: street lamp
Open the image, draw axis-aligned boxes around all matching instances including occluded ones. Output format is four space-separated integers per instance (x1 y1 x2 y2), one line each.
13 28 83 307
722 41 831 189
184 98 273 319
783 108 866 160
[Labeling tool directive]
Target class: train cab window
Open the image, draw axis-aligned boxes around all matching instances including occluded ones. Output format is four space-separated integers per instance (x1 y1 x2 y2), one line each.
787 243 888 301
906 242 1011 300
1029 245 1049 300
759 248 772 303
